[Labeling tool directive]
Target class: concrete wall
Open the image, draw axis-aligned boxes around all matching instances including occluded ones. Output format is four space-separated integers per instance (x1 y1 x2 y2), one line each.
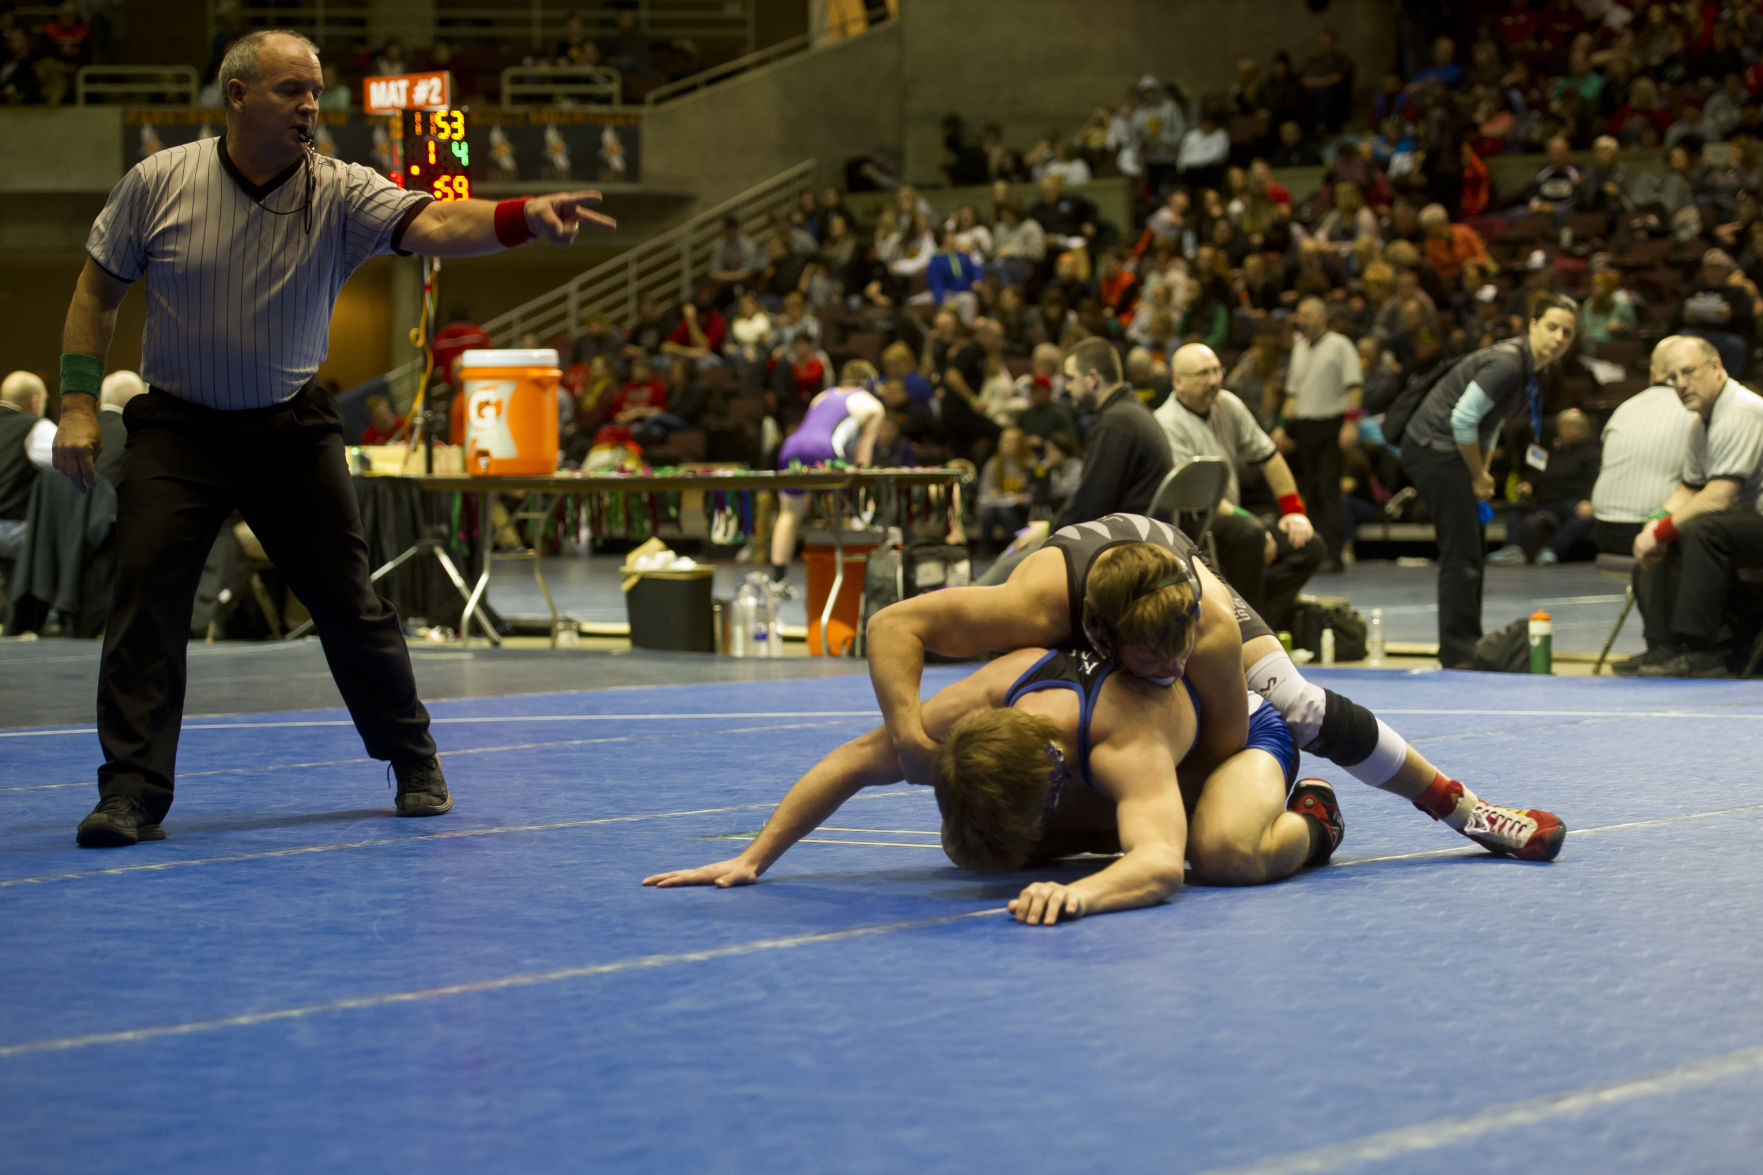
0 109 126 194
640 22 905 205
898 0 1399 184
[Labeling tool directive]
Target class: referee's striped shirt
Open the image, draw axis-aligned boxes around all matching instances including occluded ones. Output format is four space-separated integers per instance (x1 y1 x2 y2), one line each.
85 136 431 410
1590 384 1698 523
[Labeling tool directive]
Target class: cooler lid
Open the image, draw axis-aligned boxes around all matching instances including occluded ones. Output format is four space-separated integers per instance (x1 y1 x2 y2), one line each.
458 348 560 368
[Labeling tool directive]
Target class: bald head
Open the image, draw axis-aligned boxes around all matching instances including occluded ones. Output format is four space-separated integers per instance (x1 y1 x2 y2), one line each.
1170 344 1225 414
1649 334 1686 383
1 370 46 412
101 370 147 409
1556 408 1592 444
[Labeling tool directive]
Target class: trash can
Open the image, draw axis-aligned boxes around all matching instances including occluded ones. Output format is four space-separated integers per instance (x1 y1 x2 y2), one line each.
459 348 561 476
621 565 715 652
803 538 880 656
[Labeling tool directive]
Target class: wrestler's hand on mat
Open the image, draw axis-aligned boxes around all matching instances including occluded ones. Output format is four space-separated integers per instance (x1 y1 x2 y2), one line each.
1008 881 1086 926
642 857 761 888
526 190 617 245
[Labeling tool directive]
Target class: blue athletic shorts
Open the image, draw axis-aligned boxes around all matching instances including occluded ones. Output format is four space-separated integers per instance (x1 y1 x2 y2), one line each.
1246 697 1299 793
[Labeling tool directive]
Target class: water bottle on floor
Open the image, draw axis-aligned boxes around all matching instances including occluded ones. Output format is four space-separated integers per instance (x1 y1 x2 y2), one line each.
760 577 784 658
1529 609 1553 674
729 574 765 657
1368 608 1385 665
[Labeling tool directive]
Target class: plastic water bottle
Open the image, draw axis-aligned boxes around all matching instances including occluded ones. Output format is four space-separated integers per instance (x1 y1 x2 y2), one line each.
1528 609 1553 674
1320 626 1336 666
1367 608 1386 665
759 577 783 658
729 576 761 657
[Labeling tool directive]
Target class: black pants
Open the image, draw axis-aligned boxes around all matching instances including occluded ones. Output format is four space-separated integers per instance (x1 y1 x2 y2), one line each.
1289 415 1345 564
1515 497 1595 561
1636 510 1763 652
1592 520 1642 556
1210 512 1323 632
97 386 435 822
1401 443 1484 668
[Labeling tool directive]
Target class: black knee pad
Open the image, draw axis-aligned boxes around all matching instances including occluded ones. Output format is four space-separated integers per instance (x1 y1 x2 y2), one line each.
1310 689 1380 768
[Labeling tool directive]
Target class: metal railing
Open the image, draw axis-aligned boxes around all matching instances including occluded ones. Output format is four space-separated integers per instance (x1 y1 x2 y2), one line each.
210 0 752 52
214 0 370 45
76 65 200 106
433 0 753 50
381 160 818 402
500 65 622 106
643 5 890 106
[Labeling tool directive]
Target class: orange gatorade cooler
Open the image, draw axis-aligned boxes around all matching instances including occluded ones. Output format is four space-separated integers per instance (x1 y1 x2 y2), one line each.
460 349 562 476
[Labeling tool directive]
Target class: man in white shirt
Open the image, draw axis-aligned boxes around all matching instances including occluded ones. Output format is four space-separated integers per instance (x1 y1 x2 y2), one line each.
1627 336 1763 677
1175 108 1231 193
1155 343 1321 628
1590 336 1698 557
1279 297 1363 570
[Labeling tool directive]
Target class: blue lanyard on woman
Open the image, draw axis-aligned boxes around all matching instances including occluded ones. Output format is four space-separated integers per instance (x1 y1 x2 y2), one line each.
1528 375 1541 439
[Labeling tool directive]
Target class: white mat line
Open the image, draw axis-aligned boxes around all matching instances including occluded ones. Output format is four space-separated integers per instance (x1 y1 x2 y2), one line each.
1291 802 1763 867
0 711 881 739
0 720 863 793
1193 1042 1763 1175
1377 708 1763 718
0 907 1004 1060
818 827 941 835
0 791 924 888
13 703 1763 742
798 838 944 849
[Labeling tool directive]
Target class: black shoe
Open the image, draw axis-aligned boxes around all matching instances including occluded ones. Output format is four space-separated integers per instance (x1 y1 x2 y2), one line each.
391 756 453 816
76 794 166 848
1612 647 1671 676
1637 649 1731 679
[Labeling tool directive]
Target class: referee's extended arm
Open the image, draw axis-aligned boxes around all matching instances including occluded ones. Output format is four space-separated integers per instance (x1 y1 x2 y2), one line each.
53 258 132 492
400 190 617 257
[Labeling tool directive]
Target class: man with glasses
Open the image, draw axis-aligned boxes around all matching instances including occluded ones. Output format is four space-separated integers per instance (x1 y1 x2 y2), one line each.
1627 336 1763 677
1154 342 1322 629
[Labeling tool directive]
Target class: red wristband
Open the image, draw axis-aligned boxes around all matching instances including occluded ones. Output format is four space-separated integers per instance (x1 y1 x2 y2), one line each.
1345 407 1364 421
1654 515 1679 544
1278 492 1306 517
494 197 535 247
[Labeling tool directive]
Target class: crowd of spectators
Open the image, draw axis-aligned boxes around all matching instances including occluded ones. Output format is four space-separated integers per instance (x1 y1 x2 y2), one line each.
0 1 738 108
457 3 1763 599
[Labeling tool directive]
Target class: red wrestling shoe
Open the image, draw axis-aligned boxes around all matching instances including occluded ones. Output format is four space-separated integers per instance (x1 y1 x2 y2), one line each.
1463 803 1566 862
1289 779 1345 867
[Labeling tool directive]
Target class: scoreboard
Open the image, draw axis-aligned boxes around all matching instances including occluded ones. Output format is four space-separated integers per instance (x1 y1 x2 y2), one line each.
396 108 472 201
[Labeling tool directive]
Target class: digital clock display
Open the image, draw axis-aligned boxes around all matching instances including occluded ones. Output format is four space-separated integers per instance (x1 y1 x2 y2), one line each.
398 108 472 201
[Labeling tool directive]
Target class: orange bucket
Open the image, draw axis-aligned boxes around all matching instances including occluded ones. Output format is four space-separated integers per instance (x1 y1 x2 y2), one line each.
459 348 562 476
803 541 878 656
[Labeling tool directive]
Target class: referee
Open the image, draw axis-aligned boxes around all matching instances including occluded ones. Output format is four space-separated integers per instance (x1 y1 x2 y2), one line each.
52 30 615 847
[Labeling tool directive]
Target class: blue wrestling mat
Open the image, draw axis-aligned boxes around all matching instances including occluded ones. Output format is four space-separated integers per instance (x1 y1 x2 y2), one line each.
2 668 1760 1173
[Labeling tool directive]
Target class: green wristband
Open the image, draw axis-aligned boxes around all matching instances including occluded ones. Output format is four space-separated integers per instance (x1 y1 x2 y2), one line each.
60 352 104 398
1233 506 1256 519
1646 507 1670 521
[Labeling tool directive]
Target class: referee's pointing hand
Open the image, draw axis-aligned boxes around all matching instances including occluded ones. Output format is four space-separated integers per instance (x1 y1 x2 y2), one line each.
52 398 102 494
524 190 617 246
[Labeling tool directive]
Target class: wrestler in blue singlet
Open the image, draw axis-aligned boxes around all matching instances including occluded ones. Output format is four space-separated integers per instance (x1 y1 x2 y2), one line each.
1006 644 1298 798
